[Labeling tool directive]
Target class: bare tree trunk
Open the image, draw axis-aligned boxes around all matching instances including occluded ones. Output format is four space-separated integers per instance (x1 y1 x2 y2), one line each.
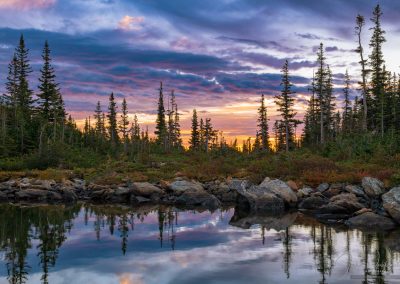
357 19 368 131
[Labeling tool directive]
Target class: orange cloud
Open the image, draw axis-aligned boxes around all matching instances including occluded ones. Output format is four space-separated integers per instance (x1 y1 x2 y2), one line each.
0 0 56 9
118 15 144 31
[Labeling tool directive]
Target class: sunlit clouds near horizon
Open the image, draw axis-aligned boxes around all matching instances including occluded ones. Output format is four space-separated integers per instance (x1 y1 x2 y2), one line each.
0 0 400 143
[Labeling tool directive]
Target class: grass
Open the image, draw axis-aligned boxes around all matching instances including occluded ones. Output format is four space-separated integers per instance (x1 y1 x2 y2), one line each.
1 136 400 187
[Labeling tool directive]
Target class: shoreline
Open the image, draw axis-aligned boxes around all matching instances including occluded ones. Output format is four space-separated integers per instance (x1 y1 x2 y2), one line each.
1 176 400 231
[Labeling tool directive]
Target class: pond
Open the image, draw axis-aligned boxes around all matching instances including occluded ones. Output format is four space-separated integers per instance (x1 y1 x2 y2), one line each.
0 203 400 284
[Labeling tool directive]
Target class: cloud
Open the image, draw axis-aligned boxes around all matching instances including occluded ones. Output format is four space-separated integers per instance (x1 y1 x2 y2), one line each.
0 0 55 10
118 15 144 31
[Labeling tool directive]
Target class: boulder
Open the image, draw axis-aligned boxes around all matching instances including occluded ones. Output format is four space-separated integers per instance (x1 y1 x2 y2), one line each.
298 196 328 210
60 188 78 202
16 189 48 200
259 178 297 206
316 193 364 215
176 189 221 210
297 187 314 198
286 180 298 191
382 187 400 223
345 185 366 197
236 185 285 213
345 212 396 231
132 182 163 197
169 180 204 194
206 181 237 203
114 187 133 196
228 179 252 192
317 183 329 193
362 177 385 197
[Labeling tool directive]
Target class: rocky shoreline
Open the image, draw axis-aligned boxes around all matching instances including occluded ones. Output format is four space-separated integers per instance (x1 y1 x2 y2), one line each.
1 176 400 231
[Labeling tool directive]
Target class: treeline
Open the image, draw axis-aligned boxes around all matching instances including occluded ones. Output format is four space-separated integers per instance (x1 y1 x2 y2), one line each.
0 4 398 170
240 4 399 154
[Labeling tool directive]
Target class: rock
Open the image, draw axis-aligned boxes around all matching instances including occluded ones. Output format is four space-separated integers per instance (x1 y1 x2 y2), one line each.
16 189 48 200
206 182 237 203
382 187 400 223
345 185 366 197
297 187 314 198
176 189 221 209
0 191 8 201
132 182 163 197
259 177 271 187
33 179 55 190
228 179 252 192
346 212 396 231
259 178 297 206
60 188 78 202
114 187 133 196
362 177 385 197
354 208 372 215
169 180 204 194
286 180 298 191
317 193 364 215
322 187 341 198
299 196 328 210
317 183 329 192
47 191 63 201
236 185 285 213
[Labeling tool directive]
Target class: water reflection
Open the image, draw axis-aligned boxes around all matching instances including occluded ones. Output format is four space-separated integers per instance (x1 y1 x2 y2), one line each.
0 203 400 283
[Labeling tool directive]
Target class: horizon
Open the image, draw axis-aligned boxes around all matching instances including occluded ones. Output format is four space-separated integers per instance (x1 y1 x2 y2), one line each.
0 0 399 143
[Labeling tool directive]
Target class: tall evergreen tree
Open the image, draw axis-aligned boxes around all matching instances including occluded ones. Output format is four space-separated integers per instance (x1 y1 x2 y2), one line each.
107 93 119 147
275 60 296 152
37 41 59 121
14 35 35 153
189 109 199 150
369 4 386 137
257 94 270 151
155 82 166 145
315 43 326 144
119 98 129 153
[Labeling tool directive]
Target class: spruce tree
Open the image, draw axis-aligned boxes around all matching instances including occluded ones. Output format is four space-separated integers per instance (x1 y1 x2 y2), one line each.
315 43 326 144
173 96 182 148
369 4 386 137
119 98 129 153
155 82 166 145
107 92 119 147
94 101 103 135
189 109 199 150
257 94 270 151
15 34 34 152
38 41 59 121
275 60 296 152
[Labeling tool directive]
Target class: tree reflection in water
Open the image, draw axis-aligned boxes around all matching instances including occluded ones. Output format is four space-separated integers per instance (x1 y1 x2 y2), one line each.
0 204 400 283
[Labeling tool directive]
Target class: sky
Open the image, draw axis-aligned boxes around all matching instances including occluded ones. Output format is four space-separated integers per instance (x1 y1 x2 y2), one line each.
0 0 399 143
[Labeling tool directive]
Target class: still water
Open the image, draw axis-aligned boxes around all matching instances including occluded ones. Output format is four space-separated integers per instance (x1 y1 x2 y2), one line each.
0 203 400 284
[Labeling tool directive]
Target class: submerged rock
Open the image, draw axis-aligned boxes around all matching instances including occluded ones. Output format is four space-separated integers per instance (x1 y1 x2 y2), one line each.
362 177 385 197
345 212 396 231
382 187 400 223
